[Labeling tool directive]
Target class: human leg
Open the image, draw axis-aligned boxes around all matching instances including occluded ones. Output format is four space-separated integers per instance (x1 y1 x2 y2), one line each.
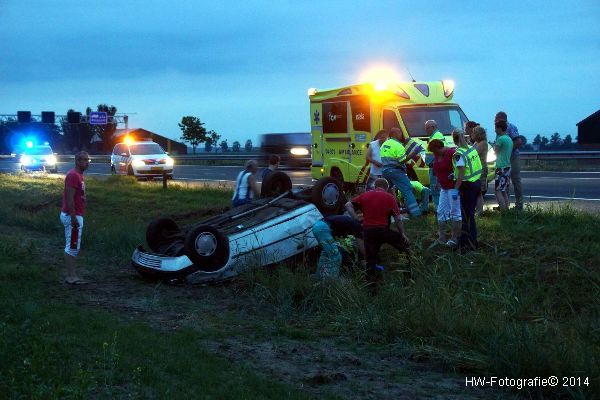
385 169 421 217
511 154 523 210
420 187 431 213
436 189 451 242
312 220 342 278
363 228 385 285
448 189 462 245
429 168 439 211
60 212 84 282
459 181 480 251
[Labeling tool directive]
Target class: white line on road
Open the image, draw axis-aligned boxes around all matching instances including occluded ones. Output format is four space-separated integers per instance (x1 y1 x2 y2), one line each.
537 177 600 180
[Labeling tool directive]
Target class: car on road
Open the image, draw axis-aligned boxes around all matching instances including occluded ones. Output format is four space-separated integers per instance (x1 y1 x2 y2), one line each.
132 173 345 283
111 139 174 179
19 144 58 173
259 132 312 168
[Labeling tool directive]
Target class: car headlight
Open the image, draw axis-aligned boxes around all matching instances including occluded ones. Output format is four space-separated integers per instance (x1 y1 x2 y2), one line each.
290 147 309 156
20 155 31 165
132 159 145 168
46 155 57 165
165 157 174 166
487 149 496 163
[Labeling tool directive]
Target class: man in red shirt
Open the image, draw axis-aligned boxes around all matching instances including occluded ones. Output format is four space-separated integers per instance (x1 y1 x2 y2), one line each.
345 178 410 286
60 151 90 284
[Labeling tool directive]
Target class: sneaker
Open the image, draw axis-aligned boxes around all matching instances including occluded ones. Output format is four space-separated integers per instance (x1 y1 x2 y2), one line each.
446 239 458 247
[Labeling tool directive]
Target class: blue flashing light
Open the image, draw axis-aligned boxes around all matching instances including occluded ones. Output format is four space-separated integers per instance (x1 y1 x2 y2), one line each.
25 140 34 148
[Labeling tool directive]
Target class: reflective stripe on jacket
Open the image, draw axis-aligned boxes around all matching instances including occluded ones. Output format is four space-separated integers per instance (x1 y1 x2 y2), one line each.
453 146 483 182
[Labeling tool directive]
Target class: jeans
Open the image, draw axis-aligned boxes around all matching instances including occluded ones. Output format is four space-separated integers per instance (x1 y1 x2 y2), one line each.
382 167 422 217
459 180 481 251
419 187 431 213
510 153 523 209
364 226 409 285
312 220 342 278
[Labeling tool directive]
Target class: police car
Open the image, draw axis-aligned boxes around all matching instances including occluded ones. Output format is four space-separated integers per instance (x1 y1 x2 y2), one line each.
19 143 58 173
110 138 174 179
132 173 345 284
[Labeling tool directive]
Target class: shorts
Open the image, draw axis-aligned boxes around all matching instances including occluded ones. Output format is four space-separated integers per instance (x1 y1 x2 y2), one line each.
495 167 511 192
437 188 462 222
60 212 83 257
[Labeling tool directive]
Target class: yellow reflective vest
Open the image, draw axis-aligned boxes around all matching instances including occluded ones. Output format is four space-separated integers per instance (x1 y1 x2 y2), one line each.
453 146 483 182
380 138 407 168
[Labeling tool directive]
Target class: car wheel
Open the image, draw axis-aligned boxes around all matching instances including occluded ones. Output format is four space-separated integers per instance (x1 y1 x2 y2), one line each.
146 218 180 253
312 177 344 216
261 171 292 198
184 224 230 272
292 187 313 202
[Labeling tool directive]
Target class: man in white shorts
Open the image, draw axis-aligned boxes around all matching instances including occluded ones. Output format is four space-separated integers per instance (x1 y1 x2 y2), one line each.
60 151 90 284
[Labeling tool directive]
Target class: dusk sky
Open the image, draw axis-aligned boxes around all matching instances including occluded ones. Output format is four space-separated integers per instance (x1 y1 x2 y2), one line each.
2 0 599 145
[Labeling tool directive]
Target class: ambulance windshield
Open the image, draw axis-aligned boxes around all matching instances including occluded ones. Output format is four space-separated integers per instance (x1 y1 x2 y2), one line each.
399 106 468 137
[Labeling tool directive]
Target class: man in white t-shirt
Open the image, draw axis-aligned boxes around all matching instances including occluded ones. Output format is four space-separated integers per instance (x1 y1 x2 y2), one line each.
365 129 388 190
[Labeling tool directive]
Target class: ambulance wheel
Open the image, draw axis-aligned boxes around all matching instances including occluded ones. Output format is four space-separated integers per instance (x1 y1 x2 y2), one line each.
406 165 418 181
261 171 292 198
146 218 180 253
312 177 343 216
184 225 229 272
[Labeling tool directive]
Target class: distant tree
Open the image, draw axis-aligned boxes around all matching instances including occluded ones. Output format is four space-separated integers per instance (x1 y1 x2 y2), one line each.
207 130 221 152
244 139 253 152
220 139 229 152
204 141 212 152
89 104 118 153
563 134 573 149
550 132 562 149
540 136 549 149
533 134 542 146
232 141 241 152
178 116 207 154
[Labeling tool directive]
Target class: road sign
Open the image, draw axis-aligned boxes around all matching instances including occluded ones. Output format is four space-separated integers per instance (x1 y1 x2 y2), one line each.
89 111 108 125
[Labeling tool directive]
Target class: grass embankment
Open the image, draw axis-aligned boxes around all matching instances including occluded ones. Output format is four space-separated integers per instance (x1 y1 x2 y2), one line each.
0 173 598 399
0 174 309 399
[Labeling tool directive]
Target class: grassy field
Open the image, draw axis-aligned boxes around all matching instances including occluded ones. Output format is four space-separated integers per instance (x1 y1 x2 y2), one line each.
0 173 598 399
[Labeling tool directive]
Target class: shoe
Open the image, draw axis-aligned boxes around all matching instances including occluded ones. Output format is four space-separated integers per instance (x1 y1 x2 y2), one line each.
446 240 458 248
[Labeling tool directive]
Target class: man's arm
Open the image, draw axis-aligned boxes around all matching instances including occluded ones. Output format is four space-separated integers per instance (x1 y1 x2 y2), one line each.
65 186 79 228
454 166 465 191
249 175 260 197
366 146 382 167
345 201 360 220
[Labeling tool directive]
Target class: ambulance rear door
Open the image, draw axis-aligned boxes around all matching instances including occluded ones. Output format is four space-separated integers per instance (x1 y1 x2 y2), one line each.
321 100 352 181
310 102 324 169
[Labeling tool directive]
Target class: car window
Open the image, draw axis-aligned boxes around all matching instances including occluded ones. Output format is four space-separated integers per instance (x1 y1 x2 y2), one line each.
129 143 165 155
24 146 53 155
398 105 468 137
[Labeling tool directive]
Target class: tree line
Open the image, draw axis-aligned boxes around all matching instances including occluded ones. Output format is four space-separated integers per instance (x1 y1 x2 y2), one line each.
178 116 253 153
524 132 577 151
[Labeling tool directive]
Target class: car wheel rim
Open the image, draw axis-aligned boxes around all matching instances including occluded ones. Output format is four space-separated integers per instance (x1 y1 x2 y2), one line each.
195 232 217 256
322 183 340 206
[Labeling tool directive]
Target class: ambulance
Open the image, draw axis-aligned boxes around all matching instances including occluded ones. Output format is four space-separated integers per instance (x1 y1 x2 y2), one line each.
308 80 495 187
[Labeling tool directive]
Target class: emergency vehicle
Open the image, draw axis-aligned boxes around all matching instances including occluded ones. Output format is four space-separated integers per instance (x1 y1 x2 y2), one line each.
110 137 174 179
308 80 495 187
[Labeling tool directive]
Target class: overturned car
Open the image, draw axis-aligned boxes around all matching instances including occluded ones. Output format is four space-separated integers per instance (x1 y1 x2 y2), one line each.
132 173 345 284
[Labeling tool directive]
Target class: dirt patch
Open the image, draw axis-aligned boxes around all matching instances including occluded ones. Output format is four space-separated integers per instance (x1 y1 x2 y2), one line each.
46 271 494 400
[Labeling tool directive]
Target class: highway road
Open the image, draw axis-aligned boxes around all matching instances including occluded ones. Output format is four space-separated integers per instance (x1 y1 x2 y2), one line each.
2 160 599 211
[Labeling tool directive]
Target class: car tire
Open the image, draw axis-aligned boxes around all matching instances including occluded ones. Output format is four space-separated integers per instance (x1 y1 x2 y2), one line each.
261 171 292 198
292 187 313 202
312 177 344 216
146 218 180 253
184 224 230 272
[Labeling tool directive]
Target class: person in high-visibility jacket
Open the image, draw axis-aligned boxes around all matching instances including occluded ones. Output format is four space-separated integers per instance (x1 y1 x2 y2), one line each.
451 129 483 252
396 180 431 214
380 128 422 217
424 120 444 212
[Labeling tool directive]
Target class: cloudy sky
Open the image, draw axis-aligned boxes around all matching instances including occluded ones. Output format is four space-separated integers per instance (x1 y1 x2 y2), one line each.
1 0 599 145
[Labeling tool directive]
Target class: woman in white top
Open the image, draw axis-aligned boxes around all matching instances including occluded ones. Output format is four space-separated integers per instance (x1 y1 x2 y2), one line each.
365 129 388 190
232 159 260 207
